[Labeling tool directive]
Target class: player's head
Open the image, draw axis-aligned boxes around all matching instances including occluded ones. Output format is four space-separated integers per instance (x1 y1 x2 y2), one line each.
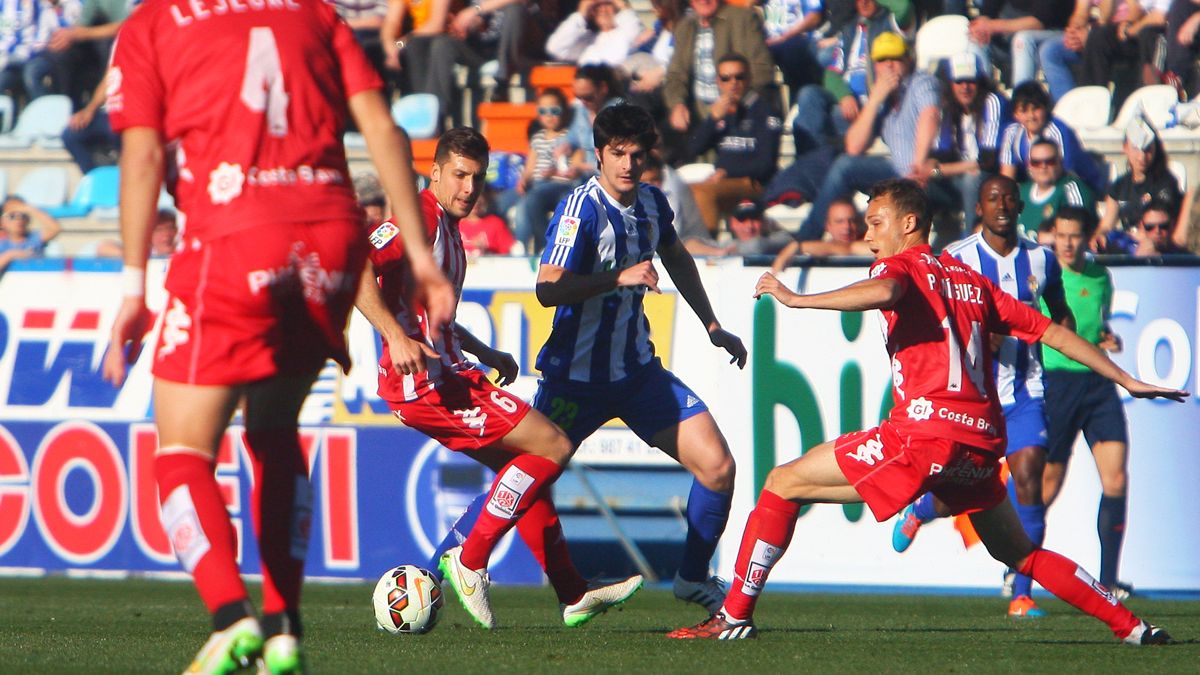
593 104 657 197
975 175 1022 240
865 179 929 258
1012 81 1050 133
432 127 490 218
1052 205 1094 267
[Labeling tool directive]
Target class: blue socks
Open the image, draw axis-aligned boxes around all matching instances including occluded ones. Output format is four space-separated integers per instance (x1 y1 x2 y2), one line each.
428 493 487 581
912 492 940 523
677 480 732 582
1009 479 1046 598
1097 495 1126 588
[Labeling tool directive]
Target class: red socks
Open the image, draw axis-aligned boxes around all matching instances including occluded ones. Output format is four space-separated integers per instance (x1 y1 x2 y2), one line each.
1019 548 1141 639
722 489 800 622
516 496 588 605
460 454 563 570
155 450 247 613
244 429 311 616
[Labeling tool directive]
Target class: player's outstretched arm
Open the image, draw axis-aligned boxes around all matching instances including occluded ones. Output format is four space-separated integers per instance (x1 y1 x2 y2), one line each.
454 323 519 386
353 260 438 376
535 260 656 306
1040 323 1189 401
754 271 902 312
658 239 746 368
103 127 164 386
349 89 454 334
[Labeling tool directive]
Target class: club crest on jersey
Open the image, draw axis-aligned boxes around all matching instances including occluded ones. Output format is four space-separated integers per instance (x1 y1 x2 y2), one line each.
1027 275 1039 296
207 162 245 204
370 222 400 249
556 216 581 246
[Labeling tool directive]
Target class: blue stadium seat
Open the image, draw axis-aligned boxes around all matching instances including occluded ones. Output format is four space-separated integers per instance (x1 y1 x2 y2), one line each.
391 94 439 139
14 166 69 208
0 95 72 148
48 166 120 218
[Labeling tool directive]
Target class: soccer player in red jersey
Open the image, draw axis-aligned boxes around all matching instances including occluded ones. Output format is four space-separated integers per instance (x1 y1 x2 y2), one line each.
669 179 1186 643
101 2 454 672
355 128 643 630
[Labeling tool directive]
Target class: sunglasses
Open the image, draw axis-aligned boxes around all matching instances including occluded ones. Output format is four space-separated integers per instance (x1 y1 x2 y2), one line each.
718 73 748 82
1028 157 1058 168
1141 221 1171 232
537 105 562 116
2 211 28 220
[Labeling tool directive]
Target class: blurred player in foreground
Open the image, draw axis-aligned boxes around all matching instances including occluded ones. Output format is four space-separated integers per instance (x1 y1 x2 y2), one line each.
102 1 453 672
354 128 642 630
669 179 1185 642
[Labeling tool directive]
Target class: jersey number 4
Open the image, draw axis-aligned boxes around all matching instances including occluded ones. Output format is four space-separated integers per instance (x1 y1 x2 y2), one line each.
240 27 289 137
944 317 986 394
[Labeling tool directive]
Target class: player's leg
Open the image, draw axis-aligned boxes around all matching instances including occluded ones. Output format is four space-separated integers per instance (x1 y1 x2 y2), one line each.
240 371 321 673
153 378 264 671
970 498 1170 644
650 411 736 611
1093 439 1130 591
1003 398 1050 614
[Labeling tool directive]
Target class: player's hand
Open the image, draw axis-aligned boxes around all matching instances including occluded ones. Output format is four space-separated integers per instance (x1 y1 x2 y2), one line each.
753 271 799 307
102 296 152 387
708 325 747 369
616 260 660 293
1123 379 1189 402
390 335 439 376
478 348 519 386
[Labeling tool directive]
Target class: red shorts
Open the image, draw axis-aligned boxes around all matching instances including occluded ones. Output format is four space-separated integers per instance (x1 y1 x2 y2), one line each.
834 421 1007 522
390 369 531 451
152 220 367 386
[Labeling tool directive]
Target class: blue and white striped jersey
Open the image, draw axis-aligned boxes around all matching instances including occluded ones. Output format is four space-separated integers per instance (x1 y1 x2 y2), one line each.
945 233 1064 406
537 176 678 383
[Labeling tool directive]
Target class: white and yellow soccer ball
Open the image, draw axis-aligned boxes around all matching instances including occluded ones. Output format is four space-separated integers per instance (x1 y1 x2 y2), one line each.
373 565 444 635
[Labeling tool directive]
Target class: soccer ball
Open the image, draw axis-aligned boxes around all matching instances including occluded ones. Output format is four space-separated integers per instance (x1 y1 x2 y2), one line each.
372 565 444 634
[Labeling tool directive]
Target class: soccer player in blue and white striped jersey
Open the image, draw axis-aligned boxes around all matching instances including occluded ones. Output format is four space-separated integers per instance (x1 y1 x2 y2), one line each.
534 104 748 614
893 176 1074 618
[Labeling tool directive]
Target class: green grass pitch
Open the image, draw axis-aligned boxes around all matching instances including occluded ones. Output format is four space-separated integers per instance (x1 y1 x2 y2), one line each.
0 578 1195 673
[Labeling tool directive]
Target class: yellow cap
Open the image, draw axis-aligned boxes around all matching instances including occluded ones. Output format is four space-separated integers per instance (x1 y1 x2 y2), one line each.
871 32 908 61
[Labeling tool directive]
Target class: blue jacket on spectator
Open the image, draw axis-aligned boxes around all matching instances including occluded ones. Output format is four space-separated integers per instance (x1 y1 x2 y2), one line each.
1000 116 1107 193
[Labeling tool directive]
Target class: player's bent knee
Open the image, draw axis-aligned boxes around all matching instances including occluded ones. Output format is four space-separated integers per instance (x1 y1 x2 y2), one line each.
762 465 809 501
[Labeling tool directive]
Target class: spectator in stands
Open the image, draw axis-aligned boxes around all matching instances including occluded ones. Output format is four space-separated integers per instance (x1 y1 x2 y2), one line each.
459 187 516 256
566 64 622 178
687 53 783 233
1079 0 1170 109
1165 0 1200 97
48 0 129 103
769 196 871 270
665 0 774 137
62 73 118 173
329 0 392 96
0 195 60 271
626 0 681 95
150 208 178 258
761 0 826 94
1017 138 1095 238
1039 0 1119 102
926 52 1011 235
514 87 577 253
681 198 795 256
642 151 707 239
795 33 940 241
790 0 913 155
355 172 389 228
1097 116 1182 243
0 0 71 102
546 0 642 67
970 0 1074 87
1000 81 1107 193
1108 198 1193 254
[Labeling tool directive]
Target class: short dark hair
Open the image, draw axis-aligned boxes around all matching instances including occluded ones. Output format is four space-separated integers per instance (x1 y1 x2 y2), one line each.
593 103 658 154
978 174 1020 200
434 127 490 165
717 52 749 71
1141 197 1175 221
575 63 619 94
1054 205 1096 237
1012 81 1051 111
1029 137 1059 156
869 179 929 233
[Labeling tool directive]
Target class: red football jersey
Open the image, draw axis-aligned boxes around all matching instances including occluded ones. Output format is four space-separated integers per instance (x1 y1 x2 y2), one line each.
870 245 1052 453
368 190 469 402
107 0 382 240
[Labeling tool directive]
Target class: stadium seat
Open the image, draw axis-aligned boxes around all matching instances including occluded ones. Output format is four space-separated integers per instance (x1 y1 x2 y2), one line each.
1112 85 1179 131
14 166 69 208
675 163 716 184
0 94 72 148
915 16 970 72
0 94 14 134
476 102 537 154
1053 86 1112 131
48 166 120 218
410 138 439 176
529 64 577 100
391 93 440 140
1169 159 1187 192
